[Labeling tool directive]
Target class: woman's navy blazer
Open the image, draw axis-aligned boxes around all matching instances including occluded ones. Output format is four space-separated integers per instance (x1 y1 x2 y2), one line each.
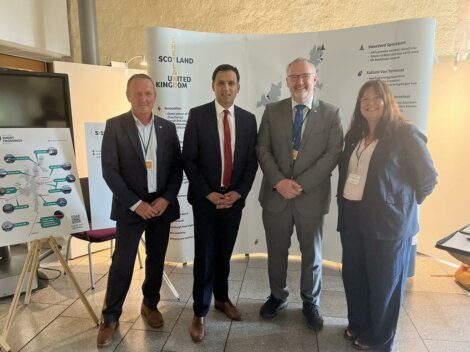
337 123 438 240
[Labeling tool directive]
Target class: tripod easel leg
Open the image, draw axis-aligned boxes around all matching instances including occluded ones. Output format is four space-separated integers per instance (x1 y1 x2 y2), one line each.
47 237 99 325
24 239 42 304
0 240 38 350
0 335 11 351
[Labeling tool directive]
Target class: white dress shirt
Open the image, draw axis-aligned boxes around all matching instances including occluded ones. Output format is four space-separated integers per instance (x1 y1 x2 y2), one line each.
130 113 157 211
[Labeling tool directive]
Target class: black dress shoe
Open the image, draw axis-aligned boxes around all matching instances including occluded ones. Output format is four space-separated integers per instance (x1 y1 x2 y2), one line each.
302 302 323 331
259 294 288 318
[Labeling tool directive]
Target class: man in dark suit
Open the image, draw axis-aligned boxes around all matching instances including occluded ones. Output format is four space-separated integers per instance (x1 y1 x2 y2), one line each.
97 74 182 348
182 64 258 342
257 58 343 331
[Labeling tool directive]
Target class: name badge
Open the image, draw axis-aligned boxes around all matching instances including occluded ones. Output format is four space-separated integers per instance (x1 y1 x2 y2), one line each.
292 150 299 160
346 173 360 185
145 160 153 170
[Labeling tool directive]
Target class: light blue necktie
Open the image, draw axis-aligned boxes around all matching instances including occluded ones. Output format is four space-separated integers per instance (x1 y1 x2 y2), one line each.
292 104 305 153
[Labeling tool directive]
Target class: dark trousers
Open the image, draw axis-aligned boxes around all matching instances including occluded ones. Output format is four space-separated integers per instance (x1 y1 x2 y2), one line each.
102 217 170 323
340 199 411 352
192 200 242 317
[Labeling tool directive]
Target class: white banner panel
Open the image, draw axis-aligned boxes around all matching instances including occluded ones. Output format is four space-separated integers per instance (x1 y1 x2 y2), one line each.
85 122 115 230
145 18 435 263
0 128 89 246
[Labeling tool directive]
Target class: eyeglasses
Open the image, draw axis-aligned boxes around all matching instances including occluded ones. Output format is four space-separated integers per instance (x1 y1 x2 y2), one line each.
287 73 315 82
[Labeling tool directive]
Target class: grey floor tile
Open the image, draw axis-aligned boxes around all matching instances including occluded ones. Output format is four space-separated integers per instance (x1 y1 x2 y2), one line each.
316 316 351 352
228 261 248 281
116 329 169 351
61 275 145 322
406 257 464 294
30 271 93 305
239 267 270 300
424 339 470 352
320 290 348 318
403 291 470 341
20 316 132 352
321 275 345 293
394 309 421 341
393 337 428 352
163 308 230 351
160 273 193 302
225 298 318 352
6 250 470 352
0 302 67 351
132 300 186 333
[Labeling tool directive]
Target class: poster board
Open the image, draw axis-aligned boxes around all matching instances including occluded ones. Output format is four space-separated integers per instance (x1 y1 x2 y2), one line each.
0 128 89 246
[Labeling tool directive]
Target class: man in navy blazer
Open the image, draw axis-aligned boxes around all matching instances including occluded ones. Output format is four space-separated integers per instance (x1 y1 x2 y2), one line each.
97 74 182 348
182 64 258 342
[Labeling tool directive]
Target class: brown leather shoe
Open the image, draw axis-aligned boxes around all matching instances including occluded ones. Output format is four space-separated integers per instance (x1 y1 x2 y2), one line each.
190 316 205 342
214 299 242 320
97 321 119 348
141 303 164 328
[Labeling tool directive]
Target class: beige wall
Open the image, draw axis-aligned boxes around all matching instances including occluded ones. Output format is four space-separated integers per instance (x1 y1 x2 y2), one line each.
68 0 459 65
420 59 470 262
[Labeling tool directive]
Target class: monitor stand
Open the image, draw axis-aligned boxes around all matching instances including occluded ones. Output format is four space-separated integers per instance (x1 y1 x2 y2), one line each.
0 246 38 298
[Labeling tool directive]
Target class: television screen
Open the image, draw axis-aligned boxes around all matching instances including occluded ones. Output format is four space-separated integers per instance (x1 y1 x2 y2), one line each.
0 69 73 130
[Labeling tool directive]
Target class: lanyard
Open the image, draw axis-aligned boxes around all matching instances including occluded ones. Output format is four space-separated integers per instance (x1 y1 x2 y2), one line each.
137 123 153 157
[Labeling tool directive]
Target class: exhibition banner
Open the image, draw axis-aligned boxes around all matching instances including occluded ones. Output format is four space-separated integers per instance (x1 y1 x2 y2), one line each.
142 18 436 263
85 122 115 230
0 128 89 246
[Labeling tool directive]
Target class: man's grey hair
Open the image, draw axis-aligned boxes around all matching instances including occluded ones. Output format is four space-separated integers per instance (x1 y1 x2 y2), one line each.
286 58 317 75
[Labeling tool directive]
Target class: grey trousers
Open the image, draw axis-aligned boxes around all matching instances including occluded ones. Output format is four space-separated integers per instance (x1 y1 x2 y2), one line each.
262 202 323 305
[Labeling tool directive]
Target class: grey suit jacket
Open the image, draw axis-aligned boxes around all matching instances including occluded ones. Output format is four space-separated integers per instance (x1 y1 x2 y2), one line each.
257 97 343 218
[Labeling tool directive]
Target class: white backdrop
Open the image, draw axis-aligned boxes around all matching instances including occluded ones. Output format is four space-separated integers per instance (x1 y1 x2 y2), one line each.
146 18 436 263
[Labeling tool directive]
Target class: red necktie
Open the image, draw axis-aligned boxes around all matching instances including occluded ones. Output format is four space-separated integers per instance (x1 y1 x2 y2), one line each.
222 109 232 188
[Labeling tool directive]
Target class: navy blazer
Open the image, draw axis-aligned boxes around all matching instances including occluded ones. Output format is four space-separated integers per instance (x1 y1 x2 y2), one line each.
337 123 438 240
182 101 258 206
101 111 183 224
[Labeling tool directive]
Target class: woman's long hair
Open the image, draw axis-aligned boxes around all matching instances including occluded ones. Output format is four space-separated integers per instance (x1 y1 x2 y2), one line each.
346 80 407 144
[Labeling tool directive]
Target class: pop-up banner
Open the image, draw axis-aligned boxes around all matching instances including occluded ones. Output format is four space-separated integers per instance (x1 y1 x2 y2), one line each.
143 18 435 262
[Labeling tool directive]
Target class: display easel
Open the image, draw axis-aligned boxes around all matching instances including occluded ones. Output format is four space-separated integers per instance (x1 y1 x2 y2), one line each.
0 237 99 351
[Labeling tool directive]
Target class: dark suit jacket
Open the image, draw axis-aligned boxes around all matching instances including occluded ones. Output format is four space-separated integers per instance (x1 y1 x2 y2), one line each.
182 101 258 206
101 111 182 224
337 123 438 240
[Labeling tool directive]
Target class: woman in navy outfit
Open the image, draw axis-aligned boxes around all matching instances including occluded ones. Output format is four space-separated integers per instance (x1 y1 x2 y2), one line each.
337 80 438 351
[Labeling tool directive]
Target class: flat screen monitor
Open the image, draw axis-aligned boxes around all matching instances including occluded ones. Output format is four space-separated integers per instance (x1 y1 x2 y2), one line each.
0 69 73 137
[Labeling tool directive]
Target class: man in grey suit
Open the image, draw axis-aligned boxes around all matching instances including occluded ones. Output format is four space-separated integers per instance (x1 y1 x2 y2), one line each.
257 57 343 331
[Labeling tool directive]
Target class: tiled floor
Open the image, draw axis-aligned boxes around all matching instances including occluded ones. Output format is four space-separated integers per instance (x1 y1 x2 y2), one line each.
1 246 469 351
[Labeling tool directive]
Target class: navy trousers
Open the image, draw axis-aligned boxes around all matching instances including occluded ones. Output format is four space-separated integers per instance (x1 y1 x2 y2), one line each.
340 199 411 352
102 217 170 323
192 199 242 317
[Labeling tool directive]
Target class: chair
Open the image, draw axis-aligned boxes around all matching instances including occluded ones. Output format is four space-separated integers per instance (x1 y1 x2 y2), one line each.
65 177 142 289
